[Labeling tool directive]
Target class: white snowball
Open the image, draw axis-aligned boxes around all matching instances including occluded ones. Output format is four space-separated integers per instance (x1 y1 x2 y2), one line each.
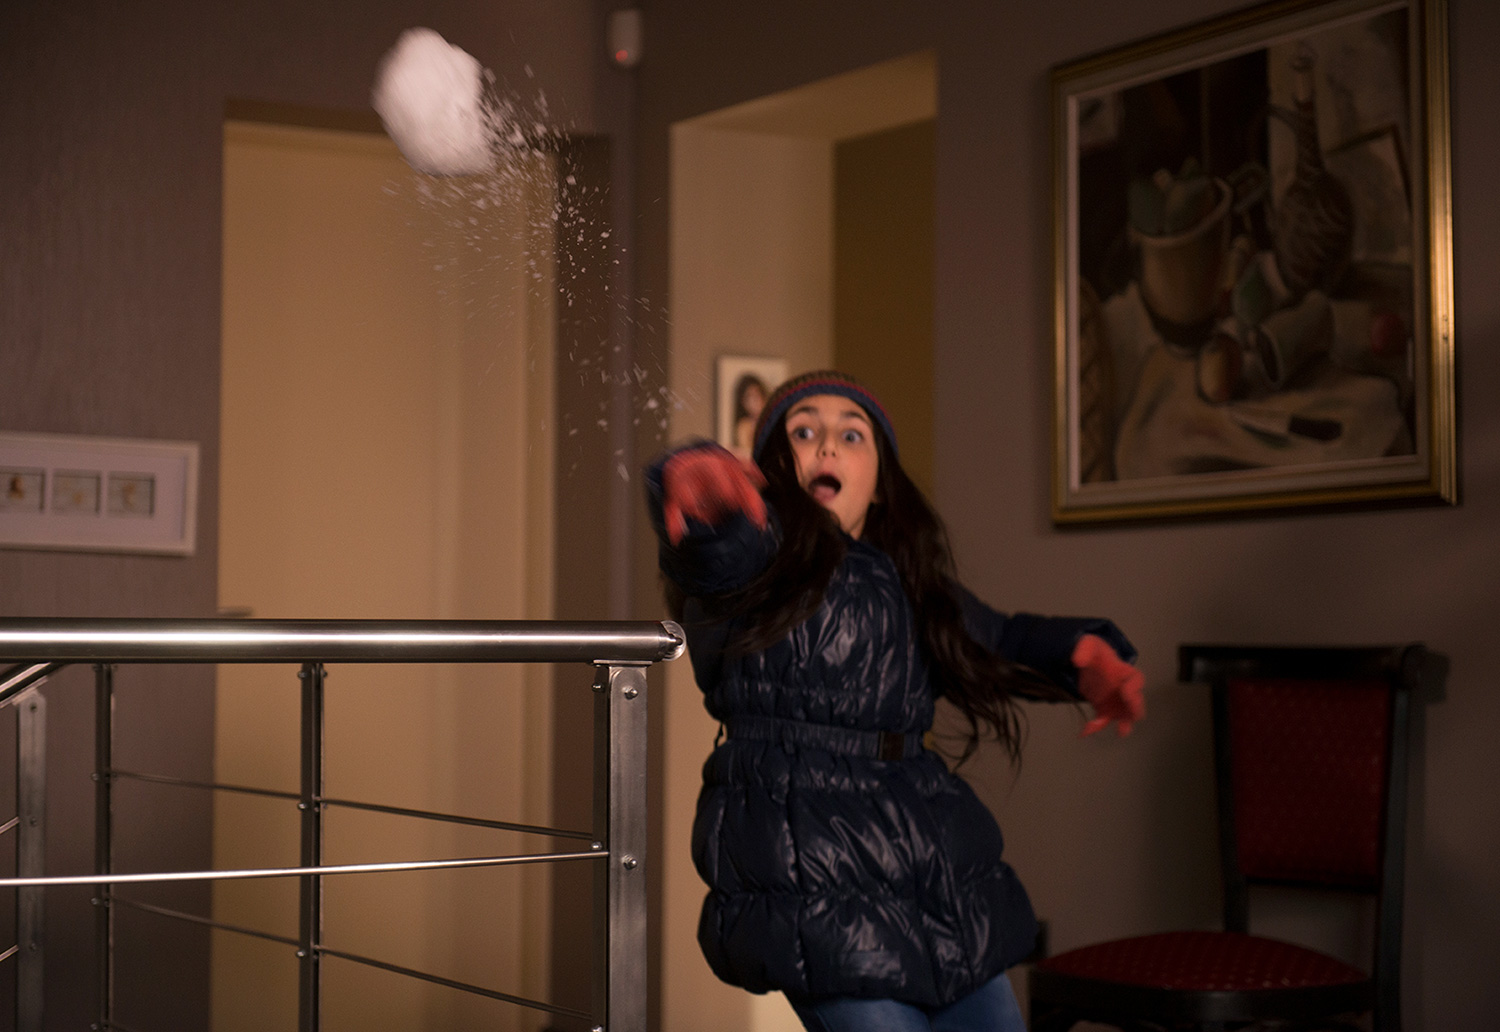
372 28 496 176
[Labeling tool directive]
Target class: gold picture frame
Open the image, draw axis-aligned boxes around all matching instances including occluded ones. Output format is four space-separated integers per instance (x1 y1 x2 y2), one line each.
1051 0 1455 523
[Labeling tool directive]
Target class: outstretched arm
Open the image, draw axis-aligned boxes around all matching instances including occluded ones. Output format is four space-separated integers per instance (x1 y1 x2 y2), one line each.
954 585 1134 686
644 441 778 597
659 444 766 544
953 584 1145 732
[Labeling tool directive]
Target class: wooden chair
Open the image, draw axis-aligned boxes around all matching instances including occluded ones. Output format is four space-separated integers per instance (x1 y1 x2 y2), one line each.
1028 644 1444 1032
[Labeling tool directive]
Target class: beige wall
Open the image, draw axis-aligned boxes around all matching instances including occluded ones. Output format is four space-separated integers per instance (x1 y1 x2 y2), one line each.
218 121 556 1030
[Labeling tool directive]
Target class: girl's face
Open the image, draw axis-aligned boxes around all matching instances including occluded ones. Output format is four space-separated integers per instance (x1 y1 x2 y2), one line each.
785 393 879 539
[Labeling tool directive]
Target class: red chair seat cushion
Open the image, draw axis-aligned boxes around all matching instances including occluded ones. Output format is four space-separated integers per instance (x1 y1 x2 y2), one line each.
1036 930 1367 992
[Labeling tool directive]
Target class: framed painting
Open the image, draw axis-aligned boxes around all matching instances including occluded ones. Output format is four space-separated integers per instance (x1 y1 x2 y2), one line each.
717 355 788 460
1051 0 1454 523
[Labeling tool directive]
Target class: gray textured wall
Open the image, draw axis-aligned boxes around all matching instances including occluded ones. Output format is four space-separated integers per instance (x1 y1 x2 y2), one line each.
629 1 1500 1028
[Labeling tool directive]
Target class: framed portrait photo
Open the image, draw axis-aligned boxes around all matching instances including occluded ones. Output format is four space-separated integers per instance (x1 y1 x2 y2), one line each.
1051 0 1455 523
717 355 788 460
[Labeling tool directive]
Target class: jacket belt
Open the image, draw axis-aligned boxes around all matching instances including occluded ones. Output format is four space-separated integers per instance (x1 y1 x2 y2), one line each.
724 714 924 761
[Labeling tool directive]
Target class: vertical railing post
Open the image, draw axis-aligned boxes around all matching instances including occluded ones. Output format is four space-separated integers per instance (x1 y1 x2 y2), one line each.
298 662 326 1032
17 687 47 1032
592 663 647 1032
93 664 114 1032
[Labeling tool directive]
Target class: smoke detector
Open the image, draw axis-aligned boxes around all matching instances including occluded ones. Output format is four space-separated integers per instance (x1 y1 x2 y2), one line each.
608 9 642 69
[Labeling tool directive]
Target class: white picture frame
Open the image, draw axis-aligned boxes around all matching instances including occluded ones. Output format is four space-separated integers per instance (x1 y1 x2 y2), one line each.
0 431 199 555
716 355 788 460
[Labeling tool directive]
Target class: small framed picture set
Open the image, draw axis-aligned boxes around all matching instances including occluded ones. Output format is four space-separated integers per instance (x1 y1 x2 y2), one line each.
0 431 199 555
717 356 789 460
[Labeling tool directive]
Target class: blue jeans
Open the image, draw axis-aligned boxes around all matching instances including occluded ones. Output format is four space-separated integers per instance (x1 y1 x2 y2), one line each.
788 972 1026 1032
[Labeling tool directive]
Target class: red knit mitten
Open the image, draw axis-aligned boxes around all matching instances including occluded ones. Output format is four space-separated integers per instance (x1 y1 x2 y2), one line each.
661 446 768 545
1073 633 1145 737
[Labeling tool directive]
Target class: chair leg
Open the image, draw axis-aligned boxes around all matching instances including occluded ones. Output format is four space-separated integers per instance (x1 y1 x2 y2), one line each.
1027 1005 1163 1032
1373 994 1401 1032
1027 1001 1078 1032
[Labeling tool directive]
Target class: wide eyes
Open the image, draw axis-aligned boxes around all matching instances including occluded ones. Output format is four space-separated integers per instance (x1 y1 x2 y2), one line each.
786 423 866 446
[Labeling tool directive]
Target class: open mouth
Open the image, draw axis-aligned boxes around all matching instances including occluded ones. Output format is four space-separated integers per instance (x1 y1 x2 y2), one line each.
808 474 841 503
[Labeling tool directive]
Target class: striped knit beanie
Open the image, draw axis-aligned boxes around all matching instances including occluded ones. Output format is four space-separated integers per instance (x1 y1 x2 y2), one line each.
752 370 898 462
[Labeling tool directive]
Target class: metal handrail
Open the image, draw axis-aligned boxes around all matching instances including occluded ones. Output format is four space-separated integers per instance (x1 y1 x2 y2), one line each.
0 618 680 1032
0 617 685 664
0 662 60 706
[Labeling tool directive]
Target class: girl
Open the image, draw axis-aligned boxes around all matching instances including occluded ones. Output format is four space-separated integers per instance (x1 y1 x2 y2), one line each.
646 371 1143 1032
729 372 769 459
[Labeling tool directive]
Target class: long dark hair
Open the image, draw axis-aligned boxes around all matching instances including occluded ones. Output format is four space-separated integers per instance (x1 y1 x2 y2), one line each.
696 412 1063 763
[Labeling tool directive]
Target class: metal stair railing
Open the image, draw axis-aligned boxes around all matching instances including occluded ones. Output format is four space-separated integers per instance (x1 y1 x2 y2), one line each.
0 618 684 1032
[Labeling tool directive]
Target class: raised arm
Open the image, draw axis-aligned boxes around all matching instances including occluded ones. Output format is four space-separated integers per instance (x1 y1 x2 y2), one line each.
644 441 779 597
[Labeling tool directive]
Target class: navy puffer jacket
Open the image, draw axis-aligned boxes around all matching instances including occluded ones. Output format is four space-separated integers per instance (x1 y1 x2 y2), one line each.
647 457 1135 1007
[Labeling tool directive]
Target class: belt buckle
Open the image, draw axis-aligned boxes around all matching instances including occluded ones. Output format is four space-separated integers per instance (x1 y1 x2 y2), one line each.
877 731 904 762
